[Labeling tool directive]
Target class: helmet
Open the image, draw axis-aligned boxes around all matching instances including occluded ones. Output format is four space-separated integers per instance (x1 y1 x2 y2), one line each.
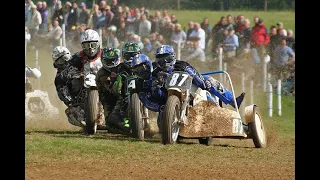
101 47 121 69
155 45 176 70
131 54 153 79
121 42 141 64
52 46 72 69
80 29 100 57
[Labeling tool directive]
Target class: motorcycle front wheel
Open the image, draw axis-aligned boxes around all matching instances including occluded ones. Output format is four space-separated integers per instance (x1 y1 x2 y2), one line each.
130 93 144 140
85 89 99 135
161 95 181 145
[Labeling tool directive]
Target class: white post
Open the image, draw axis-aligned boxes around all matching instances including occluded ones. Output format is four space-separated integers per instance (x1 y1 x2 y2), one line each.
250 79 254 105
223 62 227 84
177 40 181 60
268 83 273 117
262 61 267 92
25 31 28 57
218 47 223 82
35 50 40 90
241 73 245 115
277 79 282 116
62 24 66 47
59 38 63 46
99 28 103 48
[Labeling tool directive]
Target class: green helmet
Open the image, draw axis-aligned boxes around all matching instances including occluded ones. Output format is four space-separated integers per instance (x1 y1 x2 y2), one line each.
121 42 141 64
101 47 120 69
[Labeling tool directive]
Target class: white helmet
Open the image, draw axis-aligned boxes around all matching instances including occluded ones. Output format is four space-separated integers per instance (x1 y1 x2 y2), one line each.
52 46 72 69
80 29 100 57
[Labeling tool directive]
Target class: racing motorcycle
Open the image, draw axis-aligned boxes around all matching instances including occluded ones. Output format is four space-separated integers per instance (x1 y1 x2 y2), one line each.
82 58 104 135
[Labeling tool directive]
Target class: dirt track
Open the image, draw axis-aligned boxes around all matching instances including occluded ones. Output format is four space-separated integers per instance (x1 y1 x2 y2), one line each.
25 50 294 180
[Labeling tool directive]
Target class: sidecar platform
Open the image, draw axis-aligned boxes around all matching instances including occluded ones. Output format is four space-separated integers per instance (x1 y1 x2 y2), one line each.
179 100 248 138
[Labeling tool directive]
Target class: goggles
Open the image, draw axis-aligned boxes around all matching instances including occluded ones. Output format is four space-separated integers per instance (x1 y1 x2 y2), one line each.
123 52 138 61
55 55 68 65
81 41 99 49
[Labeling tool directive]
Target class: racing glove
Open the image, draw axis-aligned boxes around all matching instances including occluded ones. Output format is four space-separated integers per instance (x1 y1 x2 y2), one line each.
111 74 122 95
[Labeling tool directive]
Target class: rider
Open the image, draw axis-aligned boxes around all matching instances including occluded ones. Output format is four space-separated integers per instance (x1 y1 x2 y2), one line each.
66 29 105 126
153 45 245 108
96 44 153 132
52 45 86 127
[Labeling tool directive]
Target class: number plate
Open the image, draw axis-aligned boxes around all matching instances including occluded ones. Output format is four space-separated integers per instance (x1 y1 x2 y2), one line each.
165 71 192 91
126 76 138 93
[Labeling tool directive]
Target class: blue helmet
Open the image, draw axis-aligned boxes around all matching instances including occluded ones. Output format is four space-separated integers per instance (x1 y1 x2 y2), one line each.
155 45 176 70
131 54 153 79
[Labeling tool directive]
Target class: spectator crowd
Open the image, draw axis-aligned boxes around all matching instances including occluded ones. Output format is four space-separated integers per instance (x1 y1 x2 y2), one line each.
25 0 295 95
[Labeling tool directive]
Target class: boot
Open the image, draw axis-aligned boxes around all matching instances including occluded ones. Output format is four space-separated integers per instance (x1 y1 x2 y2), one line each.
235 92 245 108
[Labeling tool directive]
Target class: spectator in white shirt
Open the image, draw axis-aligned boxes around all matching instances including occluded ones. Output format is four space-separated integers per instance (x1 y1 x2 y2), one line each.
138 14 151 39
188 22 206 50
170 23 187 47
185 41 206 62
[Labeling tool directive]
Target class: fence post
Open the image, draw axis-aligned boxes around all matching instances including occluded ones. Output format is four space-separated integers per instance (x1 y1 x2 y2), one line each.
277 79 282 116
62 24 66 47
218 47 223 82
223 62 227 84
268 83 273 117
250 79 254 105
25 31 28 57
262 61 267 92
99 28 103 48
35 50 40 90
177 40 181 60
241 73 246 115
59 38 63 46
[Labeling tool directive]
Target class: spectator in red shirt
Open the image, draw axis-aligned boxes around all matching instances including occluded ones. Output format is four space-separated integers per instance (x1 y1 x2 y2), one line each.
250 18 270 82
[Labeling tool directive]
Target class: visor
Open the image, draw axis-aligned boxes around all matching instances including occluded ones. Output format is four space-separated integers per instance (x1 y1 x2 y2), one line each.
82 41 99 49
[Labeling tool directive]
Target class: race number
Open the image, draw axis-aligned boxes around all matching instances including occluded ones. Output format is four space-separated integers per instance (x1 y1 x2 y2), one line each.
168 73 189 86
128 79 136 89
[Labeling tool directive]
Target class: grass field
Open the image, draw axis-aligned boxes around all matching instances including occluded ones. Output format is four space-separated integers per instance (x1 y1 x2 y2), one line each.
26 10 295 180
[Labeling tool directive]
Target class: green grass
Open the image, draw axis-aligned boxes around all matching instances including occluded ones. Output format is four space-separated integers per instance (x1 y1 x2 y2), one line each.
149 10 295 35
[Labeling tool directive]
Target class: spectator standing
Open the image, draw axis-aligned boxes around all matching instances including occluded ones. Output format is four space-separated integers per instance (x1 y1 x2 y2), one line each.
185 41 206 62
226 15 234 30
51 1 64 26
67 1 80 31
211 16 227 54
186 21 195 39
133 12 141 34
49 0 60 20
111 6 123 30
143 37 153 56
126 12 136 34
238 18 252 55
250 18 270 63
140 7 149 19
250 18 270 82
25 3 31 26
286 29 295 50
97 8 107 30
26 0 35 12
104 6 114 29
39 2 49 35
138 14 151 39
267 26 278 60
200 17 212 49
116 21 128 43
64 2 72 30
27 5 42 36
170 23 187 48
99 0 107 11
171 14 178 24
277 22 287 36
91 4 101 32
46 20 62 47
110 0 119 15
79 2 90 26
235 15 245 33
189 23 206 50
272 37 295 81
222 28 239 62
150 15 160 34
